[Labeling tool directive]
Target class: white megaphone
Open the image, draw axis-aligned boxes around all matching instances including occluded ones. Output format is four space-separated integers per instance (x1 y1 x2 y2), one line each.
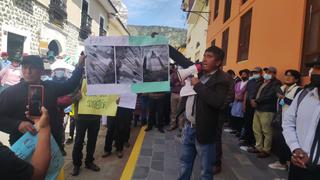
177 64 202 82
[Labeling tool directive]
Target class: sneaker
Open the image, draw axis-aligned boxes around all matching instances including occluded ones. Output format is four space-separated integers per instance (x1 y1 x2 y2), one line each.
268 161 288 171
239 141 248 146
240 146 250 152
224 128 233 133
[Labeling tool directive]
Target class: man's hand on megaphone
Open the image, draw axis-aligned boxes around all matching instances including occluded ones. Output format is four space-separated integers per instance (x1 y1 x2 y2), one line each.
191 77 200 86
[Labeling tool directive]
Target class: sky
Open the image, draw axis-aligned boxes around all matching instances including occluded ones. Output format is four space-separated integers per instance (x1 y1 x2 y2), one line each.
122 0 187 29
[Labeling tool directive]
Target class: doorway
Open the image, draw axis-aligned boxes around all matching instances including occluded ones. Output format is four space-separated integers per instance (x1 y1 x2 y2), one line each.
7 32 25 58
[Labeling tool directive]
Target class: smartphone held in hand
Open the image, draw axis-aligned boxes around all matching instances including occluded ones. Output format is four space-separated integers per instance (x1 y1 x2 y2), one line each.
28 85 44 117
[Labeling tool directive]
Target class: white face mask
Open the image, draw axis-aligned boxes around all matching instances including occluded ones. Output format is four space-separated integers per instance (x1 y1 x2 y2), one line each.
41 75 52 81
55 70 65 78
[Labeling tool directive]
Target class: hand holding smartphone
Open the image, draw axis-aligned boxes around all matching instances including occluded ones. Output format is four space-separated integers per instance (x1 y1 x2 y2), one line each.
28 85 44 117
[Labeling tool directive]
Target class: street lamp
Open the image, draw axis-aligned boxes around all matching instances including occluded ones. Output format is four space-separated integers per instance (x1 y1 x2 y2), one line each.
181 0 211 22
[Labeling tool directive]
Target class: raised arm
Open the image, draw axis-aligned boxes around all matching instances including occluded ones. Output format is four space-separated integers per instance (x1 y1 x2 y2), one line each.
169 45 193 68
55 55 85 97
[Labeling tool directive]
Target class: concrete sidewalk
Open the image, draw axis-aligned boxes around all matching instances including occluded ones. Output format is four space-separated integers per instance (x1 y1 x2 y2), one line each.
132 128 288 180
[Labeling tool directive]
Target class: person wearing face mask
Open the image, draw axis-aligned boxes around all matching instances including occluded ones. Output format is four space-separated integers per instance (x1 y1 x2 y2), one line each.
239 67 264 151
269 70 301 171
282 59 320 180
53 67 72 156
248 66 282 158
53 68 66 81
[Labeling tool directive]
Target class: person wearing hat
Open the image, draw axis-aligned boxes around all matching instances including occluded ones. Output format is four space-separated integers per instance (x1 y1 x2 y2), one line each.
248 66 282 158
282 59 320 179
0 55 85 159
0 54 23 93
239 67 264 151
0 52 11 70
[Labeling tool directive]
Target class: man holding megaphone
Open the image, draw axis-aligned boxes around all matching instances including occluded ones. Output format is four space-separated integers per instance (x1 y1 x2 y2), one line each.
171 46 231 180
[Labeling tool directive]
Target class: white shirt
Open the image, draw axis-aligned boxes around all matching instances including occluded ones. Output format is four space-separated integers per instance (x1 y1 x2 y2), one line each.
282 88 320 165
185 70 217 124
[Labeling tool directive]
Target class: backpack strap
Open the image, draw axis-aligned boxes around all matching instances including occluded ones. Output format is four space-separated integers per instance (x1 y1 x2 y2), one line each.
295 87 313 116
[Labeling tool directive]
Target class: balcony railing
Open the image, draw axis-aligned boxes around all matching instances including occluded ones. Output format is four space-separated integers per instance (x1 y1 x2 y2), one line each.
49 0 67 27
99 28 107 36
79 13 92 39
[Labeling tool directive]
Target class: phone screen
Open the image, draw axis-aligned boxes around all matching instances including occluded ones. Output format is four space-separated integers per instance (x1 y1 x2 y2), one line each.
28 85 44 117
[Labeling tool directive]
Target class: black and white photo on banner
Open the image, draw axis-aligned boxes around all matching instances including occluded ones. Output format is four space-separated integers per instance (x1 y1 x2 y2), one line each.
85 45 169 85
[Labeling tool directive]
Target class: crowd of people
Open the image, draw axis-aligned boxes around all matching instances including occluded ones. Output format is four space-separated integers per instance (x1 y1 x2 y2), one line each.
0 43 319 180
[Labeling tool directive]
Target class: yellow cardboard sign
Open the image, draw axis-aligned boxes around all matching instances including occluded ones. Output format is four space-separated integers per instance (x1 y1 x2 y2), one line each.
78 79 118 116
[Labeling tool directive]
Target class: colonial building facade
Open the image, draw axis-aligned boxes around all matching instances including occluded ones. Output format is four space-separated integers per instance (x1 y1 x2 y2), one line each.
0 0 129 64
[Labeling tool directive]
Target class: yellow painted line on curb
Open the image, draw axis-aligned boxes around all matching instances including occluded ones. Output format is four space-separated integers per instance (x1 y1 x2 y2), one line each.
120 126 146 180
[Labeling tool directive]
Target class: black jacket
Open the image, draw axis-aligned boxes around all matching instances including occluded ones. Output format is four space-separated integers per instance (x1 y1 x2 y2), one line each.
0 65 84 146
254 78 282 112
193 69 231 144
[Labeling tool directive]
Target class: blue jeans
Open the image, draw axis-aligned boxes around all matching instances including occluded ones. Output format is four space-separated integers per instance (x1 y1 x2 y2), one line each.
178 124 216 180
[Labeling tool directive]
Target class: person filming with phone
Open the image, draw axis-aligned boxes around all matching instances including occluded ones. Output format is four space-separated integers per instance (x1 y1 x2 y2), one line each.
0 54 85 154
0 107 51 180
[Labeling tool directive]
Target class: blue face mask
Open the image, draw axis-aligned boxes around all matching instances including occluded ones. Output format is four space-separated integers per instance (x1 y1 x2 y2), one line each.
263 74 272 80
253 74 260 80
249 76 254 81
55 70 65 78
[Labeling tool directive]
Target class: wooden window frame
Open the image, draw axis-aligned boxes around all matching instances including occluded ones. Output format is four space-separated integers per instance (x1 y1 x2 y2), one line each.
301 0 320 75
221 28 229 66
224 0 232 22
213 0 219 20
237 9 253 62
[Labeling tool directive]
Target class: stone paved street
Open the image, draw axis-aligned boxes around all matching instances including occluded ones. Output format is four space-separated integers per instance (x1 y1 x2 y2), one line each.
63 125 140 180
133 128 288 180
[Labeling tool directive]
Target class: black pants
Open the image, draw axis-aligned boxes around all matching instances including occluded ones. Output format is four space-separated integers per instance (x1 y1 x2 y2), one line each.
273 127 291 164
215 109 227 167
164 93 171 125
288 163 320 180
69 116 76 138
104 107 133 152
233 117 244 133
243 100 255 146
148 97 165 129
72 117 100 167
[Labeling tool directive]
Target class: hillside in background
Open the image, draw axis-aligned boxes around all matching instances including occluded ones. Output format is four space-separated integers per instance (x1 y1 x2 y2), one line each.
128 25 187 48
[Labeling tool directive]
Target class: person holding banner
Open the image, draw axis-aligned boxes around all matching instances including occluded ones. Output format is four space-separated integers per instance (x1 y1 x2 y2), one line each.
71 81 102 176
0 107 51 180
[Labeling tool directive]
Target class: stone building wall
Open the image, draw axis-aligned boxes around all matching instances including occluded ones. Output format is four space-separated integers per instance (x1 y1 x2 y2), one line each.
0 0 49 54
0 0 83 62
